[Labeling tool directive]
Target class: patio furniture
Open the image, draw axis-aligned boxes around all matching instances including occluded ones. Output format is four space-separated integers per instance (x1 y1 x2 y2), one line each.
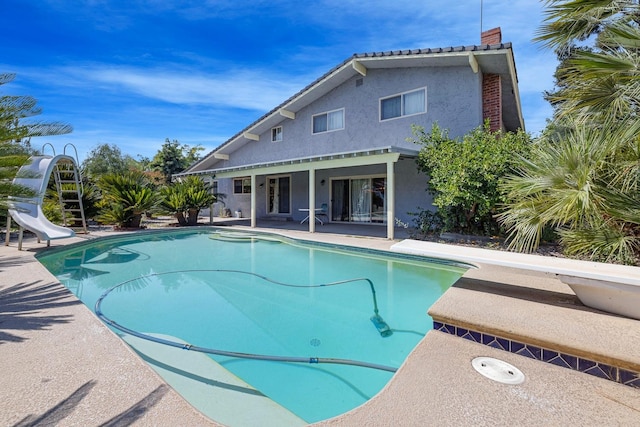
299 208 324 225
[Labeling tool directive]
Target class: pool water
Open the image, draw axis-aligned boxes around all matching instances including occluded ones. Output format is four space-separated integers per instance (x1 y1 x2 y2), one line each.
38 229 467 423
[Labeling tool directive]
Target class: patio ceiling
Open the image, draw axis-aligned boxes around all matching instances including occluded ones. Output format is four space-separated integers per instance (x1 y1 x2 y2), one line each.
175 146 414 179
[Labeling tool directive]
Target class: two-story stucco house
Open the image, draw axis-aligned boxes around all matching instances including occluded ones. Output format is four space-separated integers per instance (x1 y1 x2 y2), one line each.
178 28 524 239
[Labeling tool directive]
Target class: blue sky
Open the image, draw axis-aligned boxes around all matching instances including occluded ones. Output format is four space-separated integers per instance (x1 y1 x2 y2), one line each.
1 0 556 162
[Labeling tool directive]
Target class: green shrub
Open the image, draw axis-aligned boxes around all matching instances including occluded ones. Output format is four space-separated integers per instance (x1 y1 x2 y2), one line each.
411 121 531 235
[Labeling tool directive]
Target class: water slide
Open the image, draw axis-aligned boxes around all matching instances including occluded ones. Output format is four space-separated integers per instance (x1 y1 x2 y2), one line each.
7 155 77 242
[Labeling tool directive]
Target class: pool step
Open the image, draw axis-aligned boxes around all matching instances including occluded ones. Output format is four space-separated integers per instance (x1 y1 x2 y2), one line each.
121 333 307 427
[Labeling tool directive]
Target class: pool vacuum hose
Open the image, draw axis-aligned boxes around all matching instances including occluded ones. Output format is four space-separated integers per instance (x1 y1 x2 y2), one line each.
95 269 397 372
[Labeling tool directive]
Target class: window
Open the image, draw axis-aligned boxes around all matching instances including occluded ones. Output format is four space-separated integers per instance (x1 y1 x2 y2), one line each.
271 126 283 142
312 109 344 134
233 177 251 194
380 88 426 121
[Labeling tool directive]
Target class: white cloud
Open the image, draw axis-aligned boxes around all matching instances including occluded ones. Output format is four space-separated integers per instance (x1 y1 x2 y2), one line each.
54 65 312 111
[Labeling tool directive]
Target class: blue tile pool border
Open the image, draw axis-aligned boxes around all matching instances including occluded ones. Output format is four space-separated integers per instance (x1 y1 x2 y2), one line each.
36 227 474 271
434 321 640 389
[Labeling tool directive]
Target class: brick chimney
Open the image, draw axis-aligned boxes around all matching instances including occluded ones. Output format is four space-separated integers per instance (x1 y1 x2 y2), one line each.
481 27 502 45
481 27 503 132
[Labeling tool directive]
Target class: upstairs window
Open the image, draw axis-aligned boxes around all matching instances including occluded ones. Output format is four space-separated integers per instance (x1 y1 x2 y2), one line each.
312 108 344 134
271 126 283 142
233 177 251 194
380 88 426 121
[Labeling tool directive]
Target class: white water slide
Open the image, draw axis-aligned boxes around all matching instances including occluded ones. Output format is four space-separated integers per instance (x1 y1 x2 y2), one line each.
6 153 85 249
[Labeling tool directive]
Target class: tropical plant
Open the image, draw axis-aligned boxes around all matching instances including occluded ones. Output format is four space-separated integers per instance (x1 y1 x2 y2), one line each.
1 72 71 224
159 176 215 225
159 184 188 225
498 0 640 264
0 73 72 145
411 121 531 235
0 141 34 212
535 0 640 122
97 171 157 228
498 119 640 264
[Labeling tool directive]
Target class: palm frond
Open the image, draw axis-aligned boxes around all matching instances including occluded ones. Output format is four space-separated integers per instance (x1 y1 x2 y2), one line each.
534 0 634 49
559 222 640 264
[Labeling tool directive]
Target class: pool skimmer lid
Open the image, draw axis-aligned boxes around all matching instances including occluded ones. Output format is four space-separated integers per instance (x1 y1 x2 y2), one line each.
472 357 525 385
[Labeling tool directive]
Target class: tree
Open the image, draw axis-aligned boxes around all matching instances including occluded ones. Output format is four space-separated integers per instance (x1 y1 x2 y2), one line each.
1 73 72 213
0 73 72 145
498 119 640 264
411 121 531 235
0 140 34 212
150 139 204 184
535 0 640 122
498 0 640 264
81 143 136 179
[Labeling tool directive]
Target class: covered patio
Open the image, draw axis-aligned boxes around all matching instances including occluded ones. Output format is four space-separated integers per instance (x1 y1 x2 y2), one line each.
180 147 421 240
208 216 414 240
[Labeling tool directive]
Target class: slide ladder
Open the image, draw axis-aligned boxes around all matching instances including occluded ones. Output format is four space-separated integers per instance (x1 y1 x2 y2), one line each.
5 144 87 250
53 159 88 234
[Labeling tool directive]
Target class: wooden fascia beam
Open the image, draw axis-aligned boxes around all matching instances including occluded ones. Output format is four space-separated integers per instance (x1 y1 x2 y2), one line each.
468 52 479 73
213 153 229 160
279 109 295 120
243 132 260 141
352 60 367 76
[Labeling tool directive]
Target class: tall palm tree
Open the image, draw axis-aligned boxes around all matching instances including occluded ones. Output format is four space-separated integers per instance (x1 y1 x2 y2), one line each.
535 1 640 122
498 1 640 264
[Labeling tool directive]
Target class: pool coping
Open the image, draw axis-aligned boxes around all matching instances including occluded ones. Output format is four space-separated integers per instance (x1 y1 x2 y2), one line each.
2 226 640 425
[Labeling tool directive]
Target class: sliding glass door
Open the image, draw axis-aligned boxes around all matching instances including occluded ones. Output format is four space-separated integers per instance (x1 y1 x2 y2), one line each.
331 176 386 224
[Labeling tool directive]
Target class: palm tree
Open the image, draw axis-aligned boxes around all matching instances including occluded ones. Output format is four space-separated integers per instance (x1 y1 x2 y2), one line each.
159 176 215 225
498 118 640 264
535 1 640 122
498 1 640 264
97 172 157 228
1 73 72 215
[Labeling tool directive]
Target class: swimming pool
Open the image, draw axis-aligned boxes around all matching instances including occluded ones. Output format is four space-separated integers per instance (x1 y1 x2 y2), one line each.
38 229 468 424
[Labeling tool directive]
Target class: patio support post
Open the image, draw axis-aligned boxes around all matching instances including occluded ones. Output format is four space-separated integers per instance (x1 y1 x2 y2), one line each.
308 167 316 233
250 174 257 228
387 160 395 240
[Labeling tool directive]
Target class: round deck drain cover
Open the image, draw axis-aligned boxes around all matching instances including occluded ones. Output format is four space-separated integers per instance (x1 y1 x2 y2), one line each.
472 357 525 385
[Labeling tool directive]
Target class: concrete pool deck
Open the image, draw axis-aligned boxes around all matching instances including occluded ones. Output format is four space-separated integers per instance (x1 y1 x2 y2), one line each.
1 224 639 425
